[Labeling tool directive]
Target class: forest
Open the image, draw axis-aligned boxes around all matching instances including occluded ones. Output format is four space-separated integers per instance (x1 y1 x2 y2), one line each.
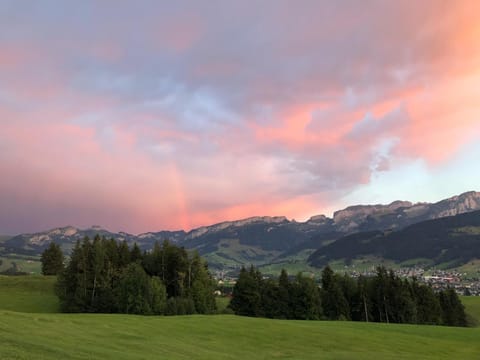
43 236 217 315
229 266 468 327
42 237 468 326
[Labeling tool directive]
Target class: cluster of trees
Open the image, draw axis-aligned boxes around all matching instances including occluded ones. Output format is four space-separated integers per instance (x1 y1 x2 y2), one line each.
230 267 321 320
50 236 216 315
229 266 468 327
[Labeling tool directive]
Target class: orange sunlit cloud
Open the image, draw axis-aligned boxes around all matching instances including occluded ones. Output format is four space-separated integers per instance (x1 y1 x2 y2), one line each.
1 1 480 234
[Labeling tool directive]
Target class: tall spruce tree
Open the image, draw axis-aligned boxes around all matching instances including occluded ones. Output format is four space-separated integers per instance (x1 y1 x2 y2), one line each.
41 242 64 275
290 273 322 320
277 269 292 319
229 266 263 317
189 252 216 314
321 265 349 320
438 288 467 326
410 278 441 325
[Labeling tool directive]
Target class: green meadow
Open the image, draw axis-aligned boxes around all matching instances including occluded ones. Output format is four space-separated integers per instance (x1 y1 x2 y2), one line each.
0 276 479 360
0 275 59 313
0 254 42 274
462 296 480 326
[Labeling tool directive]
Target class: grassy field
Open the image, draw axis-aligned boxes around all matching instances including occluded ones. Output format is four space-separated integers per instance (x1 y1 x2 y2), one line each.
462 296 480 326
0 275 59 313
0 255 42 274
2 312 480 360
0 276 479 360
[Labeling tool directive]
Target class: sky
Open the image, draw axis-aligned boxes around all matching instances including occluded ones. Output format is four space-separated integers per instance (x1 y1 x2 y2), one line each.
1 1 480 235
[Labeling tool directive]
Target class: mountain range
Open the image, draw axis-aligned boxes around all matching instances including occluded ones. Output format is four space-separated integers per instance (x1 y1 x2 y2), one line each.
2 191 480 272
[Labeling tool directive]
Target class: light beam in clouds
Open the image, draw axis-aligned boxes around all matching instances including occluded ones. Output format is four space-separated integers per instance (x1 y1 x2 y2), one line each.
1 1 480 234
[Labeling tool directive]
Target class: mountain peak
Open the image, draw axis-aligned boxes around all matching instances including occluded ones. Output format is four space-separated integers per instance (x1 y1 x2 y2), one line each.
186 216 289 239
332 200 412 226
307 214 329 223
430 191 480 218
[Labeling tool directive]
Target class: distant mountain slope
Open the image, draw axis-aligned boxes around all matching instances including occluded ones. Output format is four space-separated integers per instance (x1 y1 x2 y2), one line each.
332 191 480 233
176 191 480 268
0 235 12 243
3 226 185 255
2 191 480 271
308 210 480 268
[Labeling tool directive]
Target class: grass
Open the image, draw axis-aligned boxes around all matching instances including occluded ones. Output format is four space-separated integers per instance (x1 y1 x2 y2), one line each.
456 259 480 278
204 239 283 271
215 296 231 313
259 259 322 277
1 312 479 359
0 276 480 359
462 296 480 326
399 258 434 268
0 255 42 274
0 275 59 313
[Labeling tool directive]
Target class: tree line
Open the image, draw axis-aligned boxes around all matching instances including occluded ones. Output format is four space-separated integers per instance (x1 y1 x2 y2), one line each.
44 236 216 315
229 266 468 327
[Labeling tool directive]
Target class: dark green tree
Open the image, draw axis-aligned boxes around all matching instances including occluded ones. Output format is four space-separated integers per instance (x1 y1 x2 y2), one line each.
41 242 64 275
410 278 441 325
130 242 142 263
321 265 349 320
261 278 281 318
355 275 371 322
229 266 263 317
188 252 216 314
118 241 131 268
370 266 390 323
277 269 292 319
438 288 467 327
290 273 321 320
149 276 167 314
114 263 154 314
162 240 188 298
55 240 87 312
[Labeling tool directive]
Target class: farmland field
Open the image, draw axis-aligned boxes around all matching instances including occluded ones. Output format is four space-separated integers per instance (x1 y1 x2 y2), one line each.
0 276 479 360
0 255 42 274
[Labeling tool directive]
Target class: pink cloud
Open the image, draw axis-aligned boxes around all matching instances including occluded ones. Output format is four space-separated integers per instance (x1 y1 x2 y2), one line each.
1 1 480 234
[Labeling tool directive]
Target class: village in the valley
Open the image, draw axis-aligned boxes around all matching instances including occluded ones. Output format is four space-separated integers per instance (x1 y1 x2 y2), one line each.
215 266 480 297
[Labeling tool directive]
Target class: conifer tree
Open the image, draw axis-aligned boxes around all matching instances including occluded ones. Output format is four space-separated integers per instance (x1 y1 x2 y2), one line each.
41 242 64 275
115 263 153 314
130 242 142 263
439 288 467 326
229 267 263 316
277 269 291 318
321 265 349 320
189 252 216 314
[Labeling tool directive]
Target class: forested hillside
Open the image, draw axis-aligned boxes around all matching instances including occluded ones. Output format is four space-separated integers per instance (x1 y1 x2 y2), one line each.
309 210 480 267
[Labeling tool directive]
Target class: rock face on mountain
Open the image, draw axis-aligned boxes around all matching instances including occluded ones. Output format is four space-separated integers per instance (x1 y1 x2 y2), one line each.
2 191 479 270
332 191 480 233
185 216 289 240
428 191 480 218
333 201 413 232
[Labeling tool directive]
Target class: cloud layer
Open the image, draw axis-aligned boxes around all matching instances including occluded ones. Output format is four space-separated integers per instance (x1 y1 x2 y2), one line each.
1 1 480 234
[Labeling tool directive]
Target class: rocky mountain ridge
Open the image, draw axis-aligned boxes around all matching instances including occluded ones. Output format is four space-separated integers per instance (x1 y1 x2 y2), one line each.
2 191 480 270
